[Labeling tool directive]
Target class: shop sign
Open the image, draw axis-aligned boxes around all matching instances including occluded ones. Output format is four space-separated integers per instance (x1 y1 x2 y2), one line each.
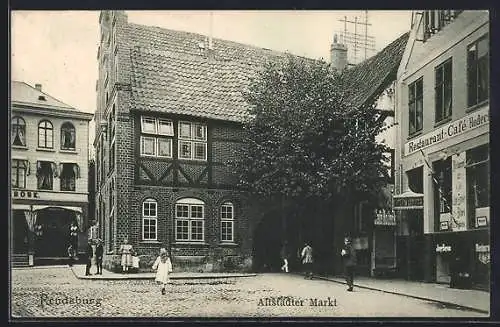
404 107 489 156
436 243 452 253
12 190 40 199
393 195 424 210
476 216 488 227
476 243 490 265
374 209 396 226
439 221 449 231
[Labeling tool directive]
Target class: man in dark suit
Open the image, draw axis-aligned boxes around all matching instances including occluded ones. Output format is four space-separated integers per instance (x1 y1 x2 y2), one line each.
341 237 357 292
85 240 93 276
95 239 104 275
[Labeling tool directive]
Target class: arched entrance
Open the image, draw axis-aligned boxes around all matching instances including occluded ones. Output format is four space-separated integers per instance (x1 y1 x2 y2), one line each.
252 211 282 272
34 207 78 258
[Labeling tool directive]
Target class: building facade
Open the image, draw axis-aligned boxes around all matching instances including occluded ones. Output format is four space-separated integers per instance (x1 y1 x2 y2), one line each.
394 10 489 289
10 81 93 267
93 11 309 272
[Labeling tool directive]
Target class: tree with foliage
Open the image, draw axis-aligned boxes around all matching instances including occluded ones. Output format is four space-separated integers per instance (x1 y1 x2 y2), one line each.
233 55 390 208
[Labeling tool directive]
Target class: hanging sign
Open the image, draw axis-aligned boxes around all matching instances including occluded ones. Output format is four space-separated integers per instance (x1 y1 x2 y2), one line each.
393 191 424 210
436 243 452 253
476 243 490 264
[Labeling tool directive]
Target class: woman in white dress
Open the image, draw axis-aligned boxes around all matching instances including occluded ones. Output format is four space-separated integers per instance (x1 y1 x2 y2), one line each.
119 238 134 273
152 248 173 295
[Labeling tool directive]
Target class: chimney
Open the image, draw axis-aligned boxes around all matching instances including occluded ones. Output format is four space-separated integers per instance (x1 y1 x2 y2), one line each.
330 34 348 72
35 83 42 91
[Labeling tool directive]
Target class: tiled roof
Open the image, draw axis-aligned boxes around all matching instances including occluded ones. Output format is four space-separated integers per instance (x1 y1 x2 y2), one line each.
127 22 409 122
127 24 315 122
341 32 410 108
11 81 78 111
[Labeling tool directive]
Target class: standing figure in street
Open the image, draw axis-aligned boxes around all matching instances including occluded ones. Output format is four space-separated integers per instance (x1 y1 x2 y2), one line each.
152 248 173 295
70 222 78 249
67 244 75 267
119 238 134 273
95 239 104 275
85 240 93 276
301 242 314 279
341 237 357 291
280 241 290 273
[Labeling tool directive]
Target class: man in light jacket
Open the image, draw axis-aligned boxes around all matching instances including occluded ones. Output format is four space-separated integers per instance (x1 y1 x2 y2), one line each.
341 237 357 291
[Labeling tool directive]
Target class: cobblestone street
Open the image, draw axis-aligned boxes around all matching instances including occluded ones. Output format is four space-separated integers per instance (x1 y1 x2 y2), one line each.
11 266 487 318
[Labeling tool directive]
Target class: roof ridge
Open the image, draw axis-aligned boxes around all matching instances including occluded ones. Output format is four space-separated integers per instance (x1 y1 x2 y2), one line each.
127 22 318 61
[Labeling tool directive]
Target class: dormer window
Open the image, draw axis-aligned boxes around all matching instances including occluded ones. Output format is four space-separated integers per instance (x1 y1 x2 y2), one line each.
38 95 46 101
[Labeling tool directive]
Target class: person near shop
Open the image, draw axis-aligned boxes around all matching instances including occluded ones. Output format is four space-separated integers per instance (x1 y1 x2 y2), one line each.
280 241 291 273
341 237 357 292
70 222 78 249
119 238 134 273
67 244 75 267
152 248 173 295
85 240 93 276
301 242 314 279
95 239 104 275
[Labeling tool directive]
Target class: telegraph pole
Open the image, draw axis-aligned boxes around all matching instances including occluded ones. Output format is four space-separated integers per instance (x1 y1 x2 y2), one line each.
338 12 376 65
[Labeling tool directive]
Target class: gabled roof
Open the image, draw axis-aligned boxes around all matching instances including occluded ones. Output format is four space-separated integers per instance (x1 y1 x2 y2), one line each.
342 32 410 108
127 24 315 122
11 81 77 111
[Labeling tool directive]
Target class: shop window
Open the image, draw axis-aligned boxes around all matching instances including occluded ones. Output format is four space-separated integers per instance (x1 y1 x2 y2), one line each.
60 163 79 191
220 202 234 242
38 120 53 149
37 161 56 190
142 198 158 241
433 158 452 230
11 116 26 147
467 35 489 107
175 198 205 242
467 145 490 228
407 166 423 193
435 58 452 123
61 122 76 150
408 78 423 136
11 159 28 188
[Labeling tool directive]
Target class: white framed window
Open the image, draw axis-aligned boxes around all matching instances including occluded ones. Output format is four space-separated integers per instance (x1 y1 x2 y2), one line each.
220 202 234 242
142 198 158 241
157 138 172 158
177 121 207 161
141 136 156 156
140 116 174 159
158 119 174 136
141 116 157 134
175 198 205 242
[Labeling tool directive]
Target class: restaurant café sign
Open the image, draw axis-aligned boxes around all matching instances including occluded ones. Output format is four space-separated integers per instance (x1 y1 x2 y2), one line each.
405 107 489 156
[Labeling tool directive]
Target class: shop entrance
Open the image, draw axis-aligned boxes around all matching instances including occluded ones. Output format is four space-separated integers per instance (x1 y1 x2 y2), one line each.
12 210 29 254
35 207 78 258
396 210 425 281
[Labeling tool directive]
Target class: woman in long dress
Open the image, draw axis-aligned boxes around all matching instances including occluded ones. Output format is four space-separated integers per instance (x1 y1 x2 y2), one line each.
152 248 173 295
119 238 134 273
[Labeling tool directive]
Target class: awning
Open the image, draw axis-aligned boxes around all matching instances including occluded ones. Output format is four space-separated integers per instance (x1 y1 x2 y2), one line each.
393 190 424 210
11 204 31 211
32 205 83 213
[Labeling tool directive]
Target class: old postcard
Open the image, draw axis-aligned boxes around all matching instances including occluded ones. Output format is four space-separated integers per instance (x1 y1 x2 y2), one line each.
9 10 490 319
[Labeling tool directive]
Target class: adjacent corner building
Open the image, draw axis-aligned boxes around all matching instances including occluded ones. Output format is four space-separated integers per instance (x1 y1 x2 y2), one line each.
10 81 94 267
394 10 489 289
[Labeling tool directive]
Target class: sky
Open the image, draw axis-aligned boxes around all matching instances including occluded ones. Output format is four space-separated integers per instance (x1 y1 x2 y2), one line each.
10 10 412 152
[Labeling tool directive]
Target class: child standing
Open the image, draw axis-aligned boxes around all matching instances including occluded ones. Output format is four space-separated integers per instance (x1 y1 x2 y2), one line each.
152 248 173 295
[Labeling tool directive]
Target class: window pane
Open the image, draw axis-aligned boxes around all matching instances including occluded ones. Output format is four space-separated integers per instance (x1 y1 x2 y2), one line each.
416 80 423 98
158 120 173 135
221 221 233 241
179 141 192 159
409 102 416 135
193 124 206 140
176 220 189 240
477 37 488 58
142 117 156 133
193 142 206 160
191 205 204 218
158 138 172 157
180 122 191 138
435 84 443 122
141 137 155 155
190 220 203 240
416 99 423 131
477 57 489 103
176 204 189 218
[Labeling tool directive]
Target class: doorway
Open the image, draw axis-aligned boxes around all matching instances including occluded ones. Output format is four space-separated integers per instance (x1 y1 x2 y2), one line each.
12 210 29 254
35 207 77 258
